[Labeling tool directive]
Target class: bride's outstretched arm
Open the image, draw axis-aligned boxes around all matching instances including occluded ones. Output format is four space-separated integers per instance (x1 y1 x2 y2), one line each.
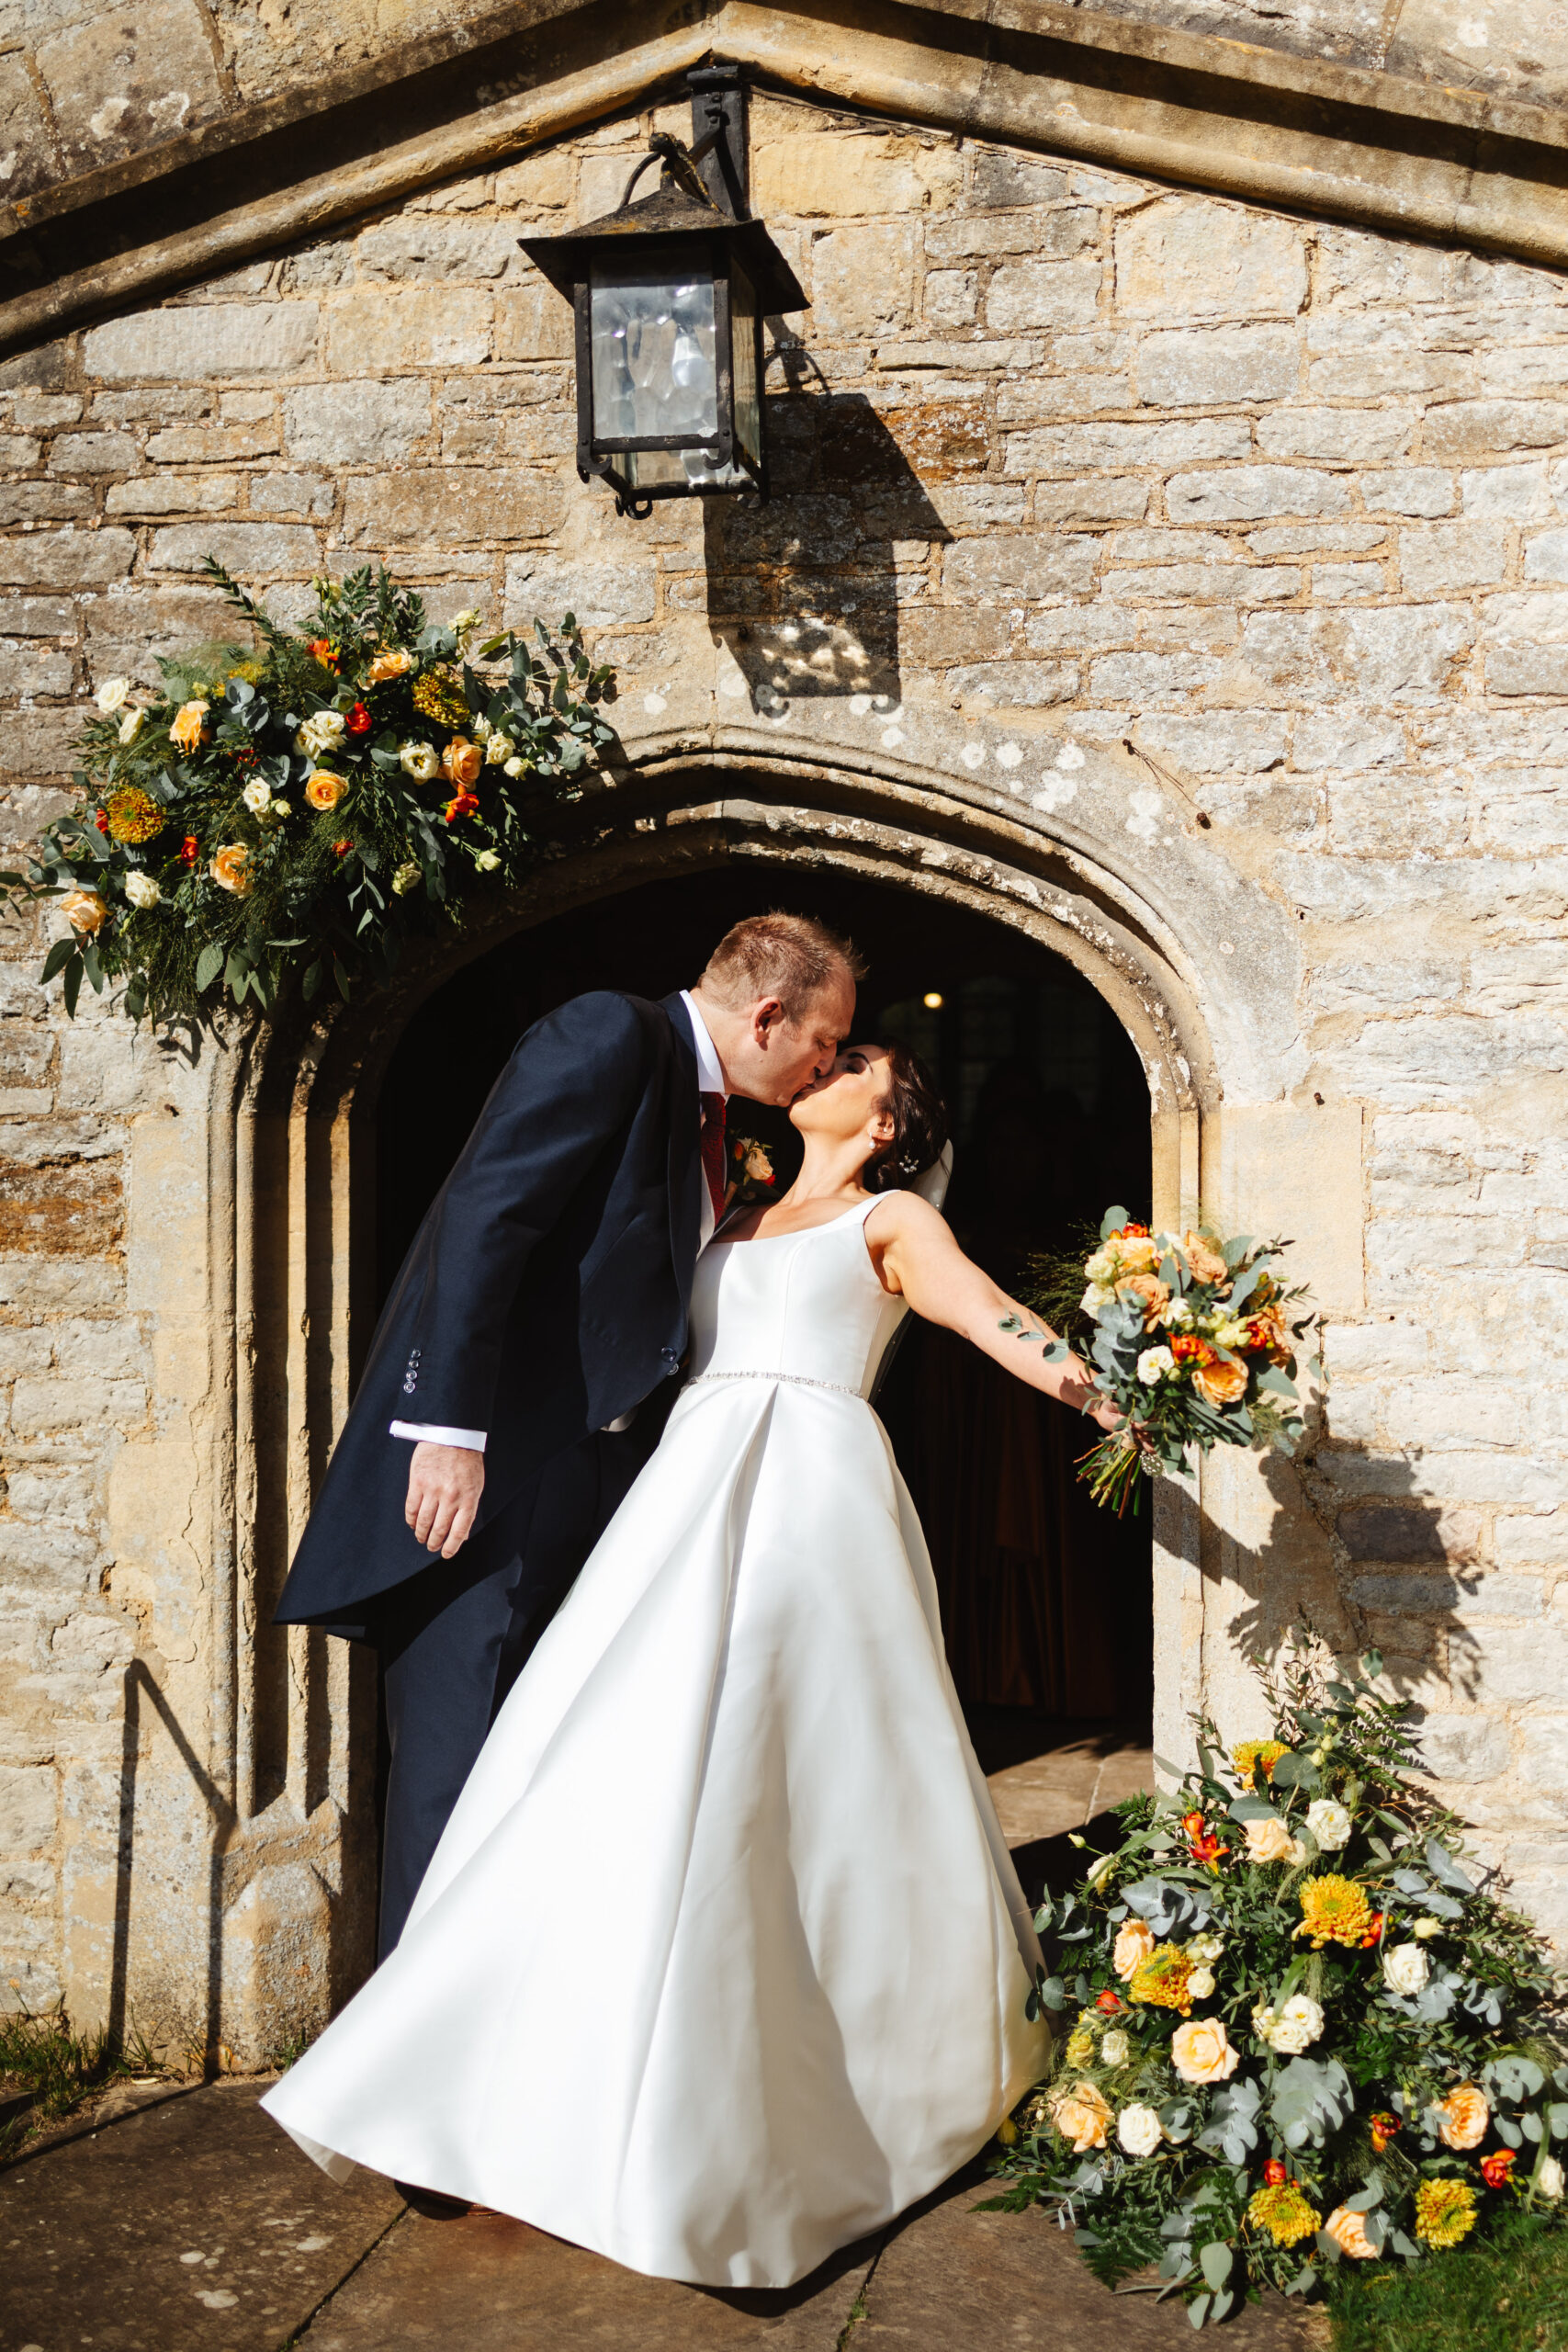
868 1193 1119 1428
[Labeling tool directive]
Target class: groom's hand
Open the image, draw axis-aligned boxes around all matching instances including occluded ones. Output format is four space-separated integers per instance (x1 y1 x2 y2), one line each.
406 1442 485 1557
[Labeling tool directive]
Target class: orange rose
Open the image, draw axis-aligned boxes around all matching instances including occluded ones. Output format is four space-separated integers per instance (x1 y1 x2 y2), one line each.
1193 1358 1248 1407
210 844 252 895
366 646 414 684
1183 1231 1230 1284
439 737 482 788
1170 2017 1239 2085
1116 1274 1171 1329
1046 2080 1111 2154
1325 2206 1380 2260
61 888 108 934
306 771 346 810
1435 2084 1489 2151
169 698 210 752
1112 1920 1156 1980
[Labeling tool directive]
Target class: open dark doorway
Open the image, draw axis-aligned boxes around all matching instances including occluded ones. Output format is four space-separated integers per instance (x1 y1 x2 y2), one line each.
375 864 1154 1894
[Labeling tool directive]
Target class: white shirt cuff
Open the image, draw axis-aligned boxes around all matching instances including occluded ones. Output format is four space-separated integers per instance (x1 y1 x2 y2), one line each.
389 1421 487 1453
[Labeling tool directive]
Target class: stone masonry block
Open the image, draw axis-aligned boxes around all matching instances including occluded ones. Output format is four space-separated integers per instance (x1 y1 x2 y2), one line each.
753 133 961 217
1461 461 1558 517
48 433 137 475
1412 1713 1511 1781
969 151 1072 208
1114 198 1307 321
1496 1513 1568 1568
924 271 978 329
504 560 654 628
1257 409 1416 462
1353 1573 1540 1616
1524 528 1568 582
1469 1619 1568 1703
0 1765 56 1857
1002 419 1250 474
942 536 1099 601
1422 401 1568 462
37 2 222 174
1363 468 1455 515
0 54 54 203
1033 478 1149 524
325 288 491 373
1104 561 1300 604
341 471 553 549
284 379 431 466
105 473 240 516
986 263 1101 333
0 531 135 589
810 225 918 340
1398 521 1508 594
150 523 320 574
494 283 575 362
1517 1717 1568 1791
354 220 521 283
84 305 319 380
249 474 333 518
1134 324 1298 407
1166 467 1349 522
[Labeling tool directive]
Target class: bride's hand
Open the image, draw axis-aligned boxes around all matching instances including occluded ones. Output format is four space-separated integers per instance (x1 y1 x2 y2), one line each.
1091 1396 1122 1434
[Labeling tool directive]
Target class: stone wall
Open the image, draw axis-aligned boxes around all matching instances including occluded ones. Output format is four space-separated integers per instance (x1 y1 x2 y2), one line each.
3 87 1568 2041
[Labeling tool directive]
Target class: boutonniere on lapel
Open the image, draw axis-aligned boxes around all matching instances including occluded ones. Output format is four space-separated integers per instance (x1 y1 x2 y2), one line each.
725 1136 776 1209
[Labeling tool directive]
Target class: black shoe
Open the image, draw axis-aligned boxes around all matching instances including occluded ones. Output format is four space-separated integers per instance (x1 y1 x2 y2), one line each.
395 2178 473 2219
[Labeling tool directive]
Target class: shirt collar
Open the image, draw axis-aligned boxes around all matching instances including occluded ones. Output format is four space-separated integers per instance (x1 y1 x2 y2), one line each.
680 989 728 1100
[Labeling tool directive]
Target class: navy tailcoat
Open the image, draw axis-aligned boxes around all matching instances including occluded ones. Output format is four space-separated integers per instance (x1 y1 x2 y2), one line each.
275 988 704 1633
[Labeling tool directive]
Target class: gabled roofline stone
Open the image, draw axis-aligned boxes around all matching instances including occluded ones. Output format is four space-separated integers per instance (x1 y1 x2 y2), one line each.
6 0 1568 361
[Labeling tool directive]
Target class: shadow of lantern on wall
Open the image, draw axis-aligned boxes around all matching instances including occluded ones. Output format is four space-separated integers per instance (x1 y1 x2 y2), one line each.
519 64 807 519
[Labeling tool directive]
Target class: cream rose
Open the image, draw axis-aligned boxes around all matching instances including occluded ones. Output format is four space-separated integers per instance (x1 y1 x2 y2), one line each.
1189 1932 1225 1962
1100 2029 1131 2066
1137 1346 1176 1385
1170 2018 1239 2086
502 753 525 777
123 871 161 910
1244 1816 1305 1868
472 848 501 873
1539 2154 1565 2201
118 707 145 745
295 708 346 759
1117 2104 1164 2157
1435 2084 1489 2151
390 860 423 897
1048 2080 1112 2154
1187 1966 1216 2001
242 779 273 817
1325 2206 1380 2260
95 675 131 713
483 730 514 764
1306 1799 1352 1851
1254 1994 1324 2055
1382 1942 1430 1996
400 740 439 782
451 606 483 635
1113 1920 1156 1980
1413 1917 1440 1940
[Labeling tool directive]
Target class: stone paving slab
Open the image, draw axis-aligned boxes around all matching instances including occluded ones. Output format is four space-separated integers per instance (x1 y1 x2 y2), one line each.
858 2164 1317 2350
299 2207 876 2349
0 2079 401 2352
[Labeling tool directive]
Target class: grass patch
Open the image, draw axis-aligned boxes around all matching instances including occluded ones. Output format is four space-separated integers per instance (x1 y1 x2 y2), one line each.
0 2004 171 2157
1327 2206 1568 2352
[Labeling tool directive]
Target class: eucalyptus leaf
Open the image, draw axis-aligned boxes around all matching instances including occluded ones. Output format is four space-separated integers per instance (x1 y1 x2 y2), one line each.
1199 2243 1232 2290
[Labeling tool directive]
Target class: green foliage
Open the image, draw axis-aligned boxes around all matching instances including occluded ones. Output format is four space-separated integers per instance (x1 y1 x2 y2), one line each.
0 561 618 1030
985 1633 1568 2326
0 1999 167 2154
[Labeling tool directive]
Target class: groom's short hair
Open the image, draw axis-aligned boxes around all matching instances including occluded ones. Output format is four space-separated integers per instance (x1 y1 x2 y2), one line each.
700 912 864 1023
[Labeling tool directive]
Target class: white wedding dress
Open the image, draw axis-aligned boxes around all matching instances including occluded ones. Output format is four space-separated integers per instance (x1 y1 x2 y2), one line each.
263 1195 1049 2289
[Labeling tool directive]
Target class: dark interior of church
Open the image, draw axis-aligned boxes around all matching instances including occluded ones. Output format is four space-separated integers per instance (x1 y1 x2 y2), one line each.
375 865 1154 1883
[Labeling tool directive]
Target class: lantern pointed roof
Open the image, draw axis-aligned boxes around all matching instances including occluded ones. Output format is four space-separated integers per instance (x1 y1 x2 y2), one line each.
518 169 807 316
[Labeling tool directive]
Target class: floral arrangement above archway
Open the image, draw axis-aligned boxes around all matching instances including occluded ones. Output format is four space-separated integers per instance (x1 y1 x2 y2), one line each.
0 562 616 1025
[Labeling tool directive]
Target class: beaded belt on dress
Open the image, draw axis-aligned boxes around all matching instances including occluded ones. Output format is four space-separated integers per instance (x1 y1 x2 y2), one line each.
688 1369 863 1398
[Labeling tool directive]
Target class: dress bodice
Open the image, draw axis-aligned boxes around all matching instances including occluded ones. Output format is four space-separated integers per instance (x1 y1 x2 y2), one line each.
686 1197 908 1400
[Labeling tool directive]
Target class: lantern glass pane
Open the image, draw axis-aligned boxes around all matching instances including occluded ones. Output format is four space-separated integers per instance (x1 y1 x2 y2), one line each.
730 258 761 469
589 258 718 445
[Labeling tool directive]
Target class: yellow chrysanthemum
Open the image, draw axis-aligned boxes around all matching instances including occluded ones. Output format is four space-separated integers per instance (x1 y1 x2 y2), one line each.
1414 2178 1478 2249
1129 1945 1194 2015
1065 2026 1096 2069
105 785 165 845
1294 1873 1373 1949
1247 2181 1321 2248
411 667 469 729
1233 1739 1289 1789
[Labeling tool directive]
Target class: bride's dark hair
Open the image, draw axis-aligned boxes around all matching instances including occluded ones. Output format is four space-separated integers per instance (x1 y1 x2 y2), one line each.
865 1041 950 1193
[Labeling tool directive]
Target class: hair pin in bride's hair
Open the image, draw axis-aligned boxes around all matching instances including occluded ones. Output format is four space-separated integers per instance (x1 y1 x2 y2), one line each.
898 1153 921 1175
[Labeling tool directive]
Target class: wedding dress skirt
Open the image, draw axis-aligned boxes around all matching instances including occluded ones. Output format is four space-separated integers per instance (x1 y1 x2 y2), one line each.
264 1197 1048 2289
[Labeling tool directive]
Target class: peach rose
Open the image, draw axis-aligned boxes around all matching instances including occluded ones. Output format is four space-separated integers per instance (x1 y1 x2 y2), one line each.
1183 1231 1230 1284
305 771 346 811
210 843 252 895
61 888 108 935
1047 2080 1112 2154
1194 1358 1248 1407
1112 1919 1156 1980
1170 2017 1240 2086
1325 2206 1380 2260
1117 1274 1171 1329
169 698 210 752
1113 1234 1161 1275
1244 1815 1305 1867
1435 2084 1489 2151
439 736 483 788
366 646 415 684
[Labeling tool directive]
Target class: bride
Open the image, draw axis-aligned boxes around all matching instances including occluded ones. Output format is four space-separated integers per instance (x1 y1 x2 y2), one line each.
263 1038 1117 2290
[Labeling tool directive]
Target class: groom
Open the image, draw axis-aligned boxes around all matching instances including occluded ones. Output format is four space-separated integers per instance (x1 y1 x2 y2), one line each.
276 912 861 1953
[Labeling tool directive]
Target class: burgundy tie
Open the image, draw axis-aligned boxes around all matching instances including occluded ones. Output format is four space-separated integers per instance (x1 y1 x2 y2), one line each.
699 1091 728 1226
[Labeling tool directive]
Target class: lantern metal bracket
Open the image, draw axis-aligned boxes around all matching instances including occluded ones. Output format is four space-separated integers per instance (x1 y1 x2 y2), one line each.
616 64 750 219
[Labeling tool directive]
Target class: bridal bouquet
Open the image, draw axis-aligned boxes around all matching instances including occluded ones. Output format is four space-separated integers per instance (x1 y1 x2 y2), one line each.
0 560 615 1027
986 1641 1568 2326
1015 1210 1319 1515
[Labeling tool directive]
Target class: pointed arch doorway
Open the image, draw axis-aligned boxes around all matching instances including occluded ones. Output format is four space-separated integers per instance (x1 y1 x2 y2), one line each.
374 864 1155 1891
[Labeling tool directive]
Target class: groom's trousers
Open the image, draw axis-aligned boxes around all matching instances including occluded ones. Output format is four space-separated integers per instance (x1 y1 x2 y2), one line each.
372 1426 644 1956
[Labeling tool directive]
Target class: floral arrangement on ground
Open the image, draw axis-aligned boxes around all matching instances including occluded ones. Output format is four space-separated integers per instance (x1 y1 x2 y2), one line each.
985 1636 1568 2326
0 560 616 1025
1009 1208 1322 1514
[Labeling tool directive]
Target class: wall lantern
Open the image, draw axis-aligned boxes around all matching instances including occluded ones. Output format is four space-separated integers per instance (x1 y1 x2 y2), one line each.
519 64 807 519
